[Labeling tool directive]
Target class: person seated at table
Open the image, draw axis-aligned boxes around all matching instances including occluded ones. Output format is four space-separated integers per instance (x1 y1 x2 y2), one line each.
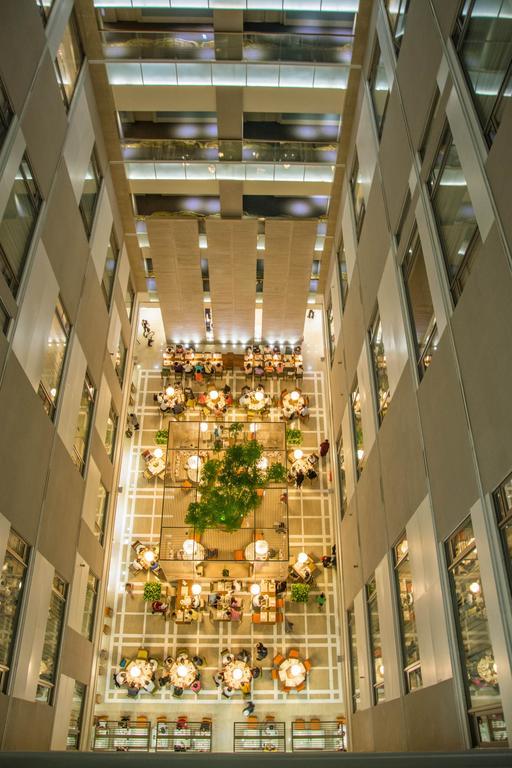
194 362 204 372
306 467 318 482
222 651 235 665
250 666 261 679
300 403 310 418
183 361 194 375
130 557 144 573
256 384 265 392
159 672 170 687
151 599 169 615
160 399 171 413
192 655 205 667
254 364 264 376
174 361 184 373
225 392 233 406
264 361 274 373
188 608 200 621
282 406 295 421
244 361 253 374
172 401 185 415
256 642 268 660
184 387 195 405
230 605 242 621
197 391 207 405
239 391 250 407
236 649 250 663
253 345 261 354
213 671 224 687
295 470 305 488
204 361 213 375
221 686 235 699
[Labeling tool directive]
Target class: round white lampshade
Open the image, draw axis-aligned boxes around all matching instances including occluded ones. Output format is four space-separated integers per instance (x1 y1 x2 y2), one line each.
257 457 268 470
291 663 302 677
290 390 300 401
188 455 200 470
255 390 264 402
250 583 261 596
209 389 219 401
166 386 175 396
293 449 303 460
177 664 188 678
50 387 57 398
154 447 164 459
183 539 196 555
232 667 244 681
200 422 208 432
469 581 481 594
143 549 156 564
297 552 308 565
129 665 141 679
249 423 257 433
255 539 269 556
191 583 202 595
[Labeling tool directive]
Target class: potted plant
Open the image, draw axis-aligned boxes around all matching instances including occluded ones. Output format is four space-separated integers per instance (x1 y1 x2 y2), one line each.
290 583 310 603
228 422 243 443
155 429 168 445
286 428 303 446
222 568 230 578
143 582 161 602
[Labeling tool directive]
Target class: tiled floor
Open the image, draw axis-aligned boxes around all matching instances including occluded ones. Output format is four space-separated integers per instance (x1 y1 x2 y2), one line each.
94 308 345 751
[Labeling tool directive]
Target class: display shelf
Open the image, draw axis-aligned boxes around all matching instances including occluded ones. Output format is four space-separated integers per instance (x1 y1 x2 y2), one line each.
155 720 212 752
291 720 346 751
92 721 151 752
233 721 285 752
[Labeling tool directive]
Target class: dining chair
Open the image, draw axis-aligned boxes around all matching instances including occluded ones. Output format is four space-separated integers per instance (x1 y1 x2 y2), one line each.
271 668 279 680
294 718 305 730
288 649 300 659
273 653 285 666
303 659 312 672
310 717 321 730
136 648 149 660
127 687 139 698
295 682 306 692
190 680 201 693
282 685 292 693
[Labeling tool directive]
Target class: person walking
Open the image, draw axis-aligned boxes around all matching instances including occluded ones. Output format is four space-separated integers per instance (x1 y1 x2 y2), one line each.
243 701 255 717
295 470 305 489
285 618 294 634
128 413 140 431
141 319 149 338
316 592 326 611
255 642 268 661
320 438 330 457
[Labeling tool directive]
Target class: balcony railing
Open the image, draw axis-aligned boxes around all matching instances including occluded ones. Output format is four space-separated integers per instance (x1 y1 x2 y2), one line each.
124 161 335 183
121 139 337 164
100 30 353 65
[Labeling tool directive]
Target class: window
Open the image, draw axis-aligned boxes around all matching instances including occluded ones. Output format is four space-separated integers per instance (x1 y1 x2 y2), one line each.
350 152 365 238
0 298 10 336
101 228 119 308
347 606 360 712
327 296 335 363
366 576 385 703
368 40 390 135
419 87 440 161
200 257 210 294
73 374 95 473
395 190 411 247
393 535 422 692
0 77 13 152
446 518 508 747
0 530 29 692
493 471 512 589
125 280 135 322
336 431 347 517
0 155 42 296
95 483 108 545
81 573 98 641
453 0 512 146
428 126 481 304
38 298 71 419
369 312 390 423
350 380 365 477
385 0 411 54
104 403 118 460
337 246 348 308
35 0 55 24
115 335 127 385
54 10 84 110
67 681 86 750
79 147 102 238
256 258 264 294
402 228 439 380
37 574 67 704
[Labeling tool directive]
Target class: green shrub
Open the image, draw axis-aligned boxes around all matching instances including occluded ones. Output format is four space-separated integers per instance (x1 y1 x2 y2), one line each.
286 429 303 446
143 582 161 602
290 583 310 603
155 429 168 445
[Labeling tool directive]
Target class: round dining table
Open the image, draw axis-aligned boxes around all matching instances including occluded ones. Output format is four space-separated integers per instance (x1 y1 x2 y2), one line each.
204 391 227 412
122 658 157 690
278 656 308 689
281 390 305 419
240 389 272 413
166 657 198 689
222 659 253 690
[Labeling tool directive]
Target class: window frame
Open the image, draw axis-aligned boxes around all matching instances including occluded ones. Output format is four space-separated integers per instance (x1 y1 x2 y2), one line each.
347 605 360 713
101 227 119 308
368 309 390 425
54 9 84 111
95 483 109 545
350 379 365 478
0 530 30 693
392 534 422 693
349 153 365 239
81 572 99 641
493 471 512 595
36 574 67 705
366 575 385 704
38 297 71 420
0 77 14 152
125 279 135 322
336 430 347 518
72 372 96 474
385 0 411 54
368 38 390 137
67 681 87 750
79 146 102 239
104 402 118 461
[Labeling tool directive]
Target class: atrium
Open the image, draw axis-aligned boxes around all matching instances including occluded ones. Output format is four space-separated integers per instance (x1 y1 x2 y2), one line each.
0 0 511 760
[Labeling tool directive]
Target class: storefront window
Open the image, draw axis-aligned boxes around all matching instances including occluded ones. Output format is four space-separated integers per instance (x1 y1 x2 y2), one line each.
369 312 390 423
0 530 29 692
350 380 365 477
446 518 508 747
54 10 84 109
101 228 119 308
402 228 438 380
393 534 422 692
95 483 108 545
81 573 98 641
79 147 102 238
493 471 512 588
104 403 118 460
428 126 481 305
347 606 360 712
67 681 86 750
38 298 71 419
0 155 41 296
37 574 67 703
73 373 95 473
368 40 390 135
366 577 385 703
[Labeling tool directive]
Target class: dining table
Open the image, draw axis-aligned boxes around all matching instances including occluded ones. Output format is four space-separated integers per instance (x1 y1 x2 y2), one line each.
166 656 198 689
278 655 309 689
118 658 157 691
204 390 227 412
222 659 253 690
281 389 306 419
240 389 272 413
146 454 166 478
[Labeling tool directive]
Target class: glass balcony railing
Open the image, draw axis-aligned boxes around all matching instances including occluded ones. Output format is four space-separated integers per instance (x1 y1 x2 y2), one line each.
106 61 349 88
121 139 337 164
94 0 359 11
124 161 335 182
101 30 353 65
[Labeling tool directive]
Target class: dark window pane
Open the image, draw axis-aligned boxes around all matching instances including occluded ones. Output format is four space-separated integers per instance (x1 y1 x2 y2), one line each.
38 575 67 703
350 153 365 237
73 374 95 473
101 229 119 307
402 229 438 379
67 681 86 750
347 606 360 712
350 380 365 476
385 0 411 52
367 576 385 703
54 10 84 109
0 78 13 151
369 312 390 423
79 148 102 237
38 298 71 419
394 535 422 691
369 41 390 134
0 531 29 692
